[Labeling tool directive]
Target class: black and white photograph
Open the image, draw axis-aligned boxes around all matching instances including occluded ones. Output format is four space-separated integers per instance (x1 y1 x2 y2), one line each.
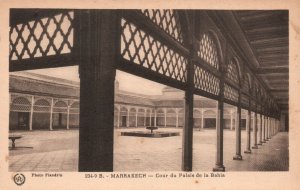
0 0 299 190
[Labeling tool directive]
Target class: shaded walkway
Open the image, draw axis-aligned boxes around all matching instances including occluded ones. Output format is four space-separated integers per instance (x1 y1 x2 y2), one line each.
9 130 288 172
227 132 288 171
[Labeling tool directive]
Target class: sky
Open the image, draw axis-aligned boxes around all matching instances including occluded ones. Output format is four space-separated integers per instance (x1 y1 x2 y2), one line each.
27 66 166 95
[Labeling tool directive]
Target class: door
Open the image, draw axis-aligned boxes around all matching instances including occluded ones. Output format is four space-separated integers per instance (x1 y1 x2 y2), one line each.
18 112 29 130
122 116 127 127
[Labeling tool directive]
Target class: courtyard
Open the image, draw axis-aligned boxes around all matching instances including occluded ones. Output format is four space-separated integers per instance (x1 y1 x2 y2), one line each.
9 128 288 172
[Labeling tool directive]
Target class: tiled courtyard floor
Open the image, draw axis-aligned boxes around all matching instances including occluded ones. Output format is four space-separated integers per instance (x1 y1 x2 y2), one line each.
9 128 288 172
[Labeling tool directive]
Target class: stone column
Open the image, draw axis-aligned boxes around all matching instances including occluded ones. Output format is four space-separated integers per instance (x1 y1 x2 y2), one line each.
117 105 121 128
270 118 273 138
266 116 269 141
67 105 70 130
127 106 130 127
230 109 233 130
182 25 195 171
273 119 275 135
135 108 138 128
164 108 167 128
201 109 204 129
78 10 118 171
258 113 263 145
233 106 243 160
154 110 157 127
273 118 276 136
234 109 238 130
176 108 179 128
252 112 258 149
263 115 266 142
213 57 225 171
276 119 278 134
244 109 251 153
274 119 277 134
144 109 146 127
29 96 34 131
274 119 276 134
182 90 194 171
150 110 152 127
49 98 53 131
213 100 225 171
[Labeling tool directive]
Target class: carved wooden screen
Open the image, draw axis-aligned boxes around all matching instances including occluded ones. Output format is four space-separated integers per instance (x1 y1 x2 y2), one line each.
9 9 278 115
69 101 79 114
141 10 183 44
250 82 257 111
197 33 219 70
53 100 68 113
33 99 51 113
256 88 262 113
119 10 188 91
194 32 220 99
10 97 31 112
9 9 75 71
241 74 250 109
224 58 239 105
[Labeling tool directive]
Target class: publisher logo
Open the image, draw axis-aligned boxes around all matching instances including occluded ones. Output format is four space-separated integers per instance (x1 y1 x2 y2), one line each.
13 173 25 186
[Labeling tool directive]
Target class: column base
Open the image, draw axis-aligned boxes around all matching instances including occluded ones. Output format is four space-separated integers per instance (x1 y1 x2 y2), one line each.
233 155 243 160
257 143 262 146
213 165 225 172
252 145 258 149
244 149 252 154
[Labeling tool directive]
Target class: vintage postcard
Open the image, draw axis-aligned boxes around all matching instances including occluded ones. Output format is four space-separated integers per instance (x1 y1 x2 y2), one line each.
0 0 299 189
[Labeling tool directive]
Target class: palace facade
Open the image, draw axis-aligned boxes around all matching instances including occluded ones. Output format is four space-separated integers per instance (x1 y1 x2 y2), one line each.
9 71 251 131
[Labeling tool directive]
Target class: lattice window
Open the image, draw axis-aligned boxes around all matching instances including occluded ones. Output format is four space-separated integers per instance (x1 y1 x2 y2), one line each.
10 11 74 61
10 97 31 112
204 110 217 117
226 59 239 85
129 108 137 116
141 9 183 44
224 84 239 103
166 109 176 117
53 101 68 113
34 99 51 112
156 109 165 117
197 33 220 70
194 65 220 96
121 19 187 83
69 101 79 114
137 108 145 116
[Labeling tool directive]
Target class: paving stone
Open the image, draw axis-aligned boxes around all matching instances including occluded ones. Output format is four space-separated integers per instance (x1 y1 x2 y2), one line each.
9 129 288 172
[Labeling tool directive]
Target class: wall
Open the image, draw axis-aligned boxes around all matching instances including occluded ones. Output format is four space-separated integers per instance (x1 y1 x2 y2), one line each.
32 112 50 129
9 112 19 130
280 113 288 132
